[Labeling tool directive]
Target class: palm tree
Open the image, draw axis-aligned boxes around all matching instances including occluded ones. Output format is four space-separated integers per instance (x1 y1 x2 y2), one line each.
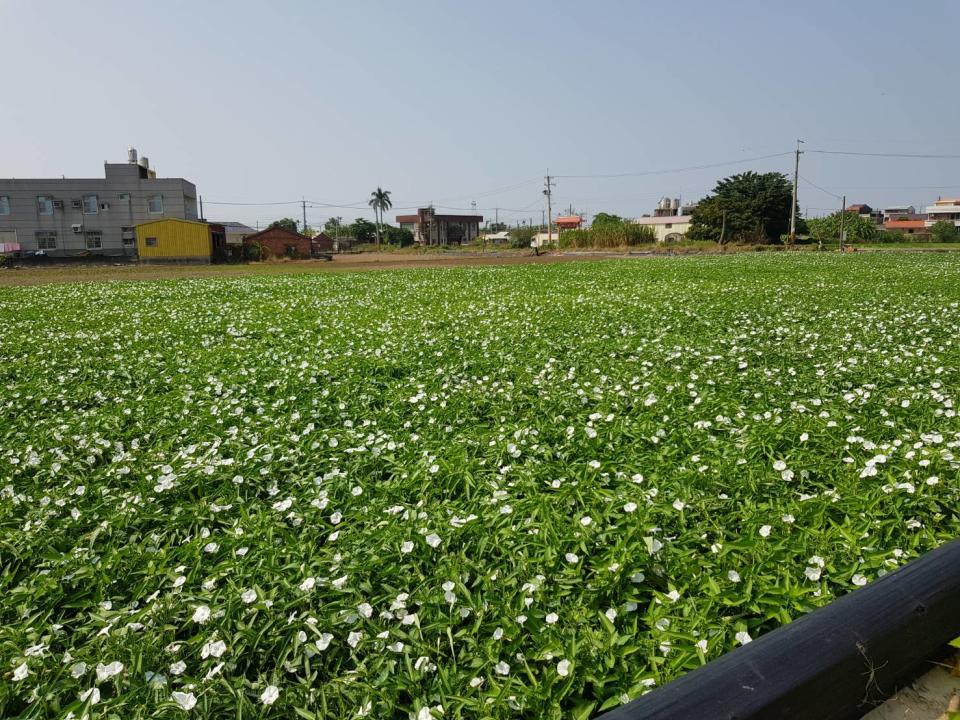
368 187 392 248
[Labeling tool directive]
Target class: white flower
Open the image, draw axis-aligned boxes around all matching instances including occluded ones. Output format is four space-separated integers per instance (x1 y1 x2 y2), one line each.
347 631 362 648
727 570 741 583
70 662 87 678
666 589 680 602
735 631 752 645
358 602 373 618
417 707 434 720
623 502 638 513
696 639 708 652
494 661 510 675
241 589 257 604
401 540 414 553
202 542 219 553
80 687 101 704
387 641 404 652
169 661 186 675
557 659 571 677
192 605 211 624
12 662 29 681
469 677 484 688
580 516 592 526
401 613 418 625
565 552 579 563
605 608 618 622
260 684 280 706
425 533 442 548
316 633 334 651
332 575 348 589
804 566 822 581
201 639 227 659
96 661 124 682
773 460 787 472
545 612 559 624
781 514 795 524
852 574 868 586
759 525 771 537
172 691 197 711
429 464 440 474
672 500 686 511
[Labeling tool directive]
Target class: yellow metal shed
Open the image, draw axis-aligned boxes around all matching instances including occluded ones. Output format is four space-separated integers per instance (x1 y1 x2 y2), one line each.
136 218 212 263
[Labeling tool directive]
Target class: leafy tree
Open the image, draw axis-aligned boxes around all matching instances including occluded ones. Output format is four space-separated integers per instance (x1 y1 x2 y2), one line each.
349 218 377 244
929 220 959 243
591 212 625 227
807 211 879 243
268 218 299 234
687 172 795 244
324 217 344 234
383 225 415 247
488 222 508 232
368 188 393 248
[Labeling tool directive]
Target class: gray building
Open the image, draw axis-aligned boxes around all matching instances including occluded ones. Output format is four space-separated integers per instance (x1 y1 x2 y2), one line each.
0 148 198 256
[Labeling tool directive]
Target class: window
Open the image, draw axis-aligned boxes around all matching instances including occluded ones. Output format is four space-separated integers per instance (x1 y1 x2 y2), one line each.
665 223 673 229
148 195 163 213
121 226 135 246
84 231 102 249
0 196 9 215
83 195 99 214
145 237 158 247
37 195 54 215
117 193 130 201
35 231 57 250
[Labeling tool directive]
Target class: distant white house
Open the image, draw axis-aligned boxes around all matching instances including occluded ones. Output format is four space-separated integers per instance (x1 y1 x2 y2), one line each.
924 198 960 229
482 231 511 243
634 215 693 243
531 231 559 247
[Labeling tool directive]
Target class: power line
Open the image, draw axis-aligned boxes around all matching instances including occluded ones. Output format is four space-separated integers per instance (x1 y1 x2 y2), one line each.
800 175 843 200
553 151 793 179
808 149 960 159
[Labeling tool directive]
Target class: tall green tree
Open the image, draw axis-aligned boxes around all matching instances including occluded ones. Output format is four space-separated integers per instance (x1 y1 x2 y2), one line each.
929 220 959 243
268 218 299 234
324 217 344 234
349 218 377 244
808 211 879 243
688 172 796 244
368 188 393 248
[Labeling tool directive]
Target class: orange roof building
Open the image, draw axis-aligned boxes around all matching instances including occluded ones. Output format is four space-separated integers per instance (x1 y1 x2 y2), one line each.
554 215 583 230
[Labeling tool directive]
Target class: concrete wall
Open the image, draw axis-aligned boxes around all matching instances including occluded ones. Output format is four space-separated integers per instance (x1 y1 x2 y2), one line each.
0 163 198 256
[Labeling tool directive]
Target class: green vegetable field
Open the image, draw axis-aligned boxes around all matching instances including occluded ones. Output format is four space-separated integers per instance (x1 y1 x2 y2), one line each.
2 254 959 719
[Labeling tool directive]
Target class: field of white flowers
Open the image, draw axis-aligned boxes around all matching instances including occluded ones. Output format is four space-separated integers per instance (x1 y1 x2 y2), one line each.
2 253 959 719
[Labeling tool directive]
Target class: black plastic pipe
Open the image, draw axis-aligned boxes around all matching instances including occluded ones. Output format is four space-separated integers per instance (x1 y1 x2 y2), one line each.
597 538 960 720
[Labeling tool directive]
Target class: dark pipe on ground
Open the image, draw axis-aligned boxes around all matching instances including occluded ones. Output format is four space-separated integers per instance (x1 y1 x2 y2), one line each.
597 538 960 720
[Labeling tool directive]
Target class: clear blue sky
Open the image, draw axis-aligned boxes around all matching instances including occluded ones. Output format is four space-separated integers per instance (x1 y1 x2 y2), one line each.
3 0 959 227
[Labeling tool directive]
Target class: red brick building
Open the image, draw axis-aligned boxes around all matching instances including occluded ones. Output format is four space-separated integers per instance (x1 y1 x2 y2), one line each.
311 232 335 253
242 226 313 259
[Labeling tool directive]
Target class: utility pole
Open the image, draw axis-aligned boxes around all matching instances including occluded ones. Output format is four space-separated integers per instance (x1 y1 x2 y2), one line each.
302 198 308 235
495 208 499 227
543 171 556 245
839 195 846 252
789 139 804 244
199 195 204 221
541 209 545 228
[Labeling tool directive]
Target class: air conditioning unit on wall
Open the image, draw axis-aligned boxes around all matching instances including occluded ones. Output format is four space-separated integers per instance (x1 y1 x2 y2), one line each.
52 199 64 210
71 224 83 233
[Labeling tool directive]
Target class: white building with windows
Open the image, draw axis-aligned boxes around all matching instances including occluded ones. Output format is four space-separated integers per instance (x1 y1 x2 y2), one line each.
0 148 198 257
924 198 960 229
634 214 693 242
